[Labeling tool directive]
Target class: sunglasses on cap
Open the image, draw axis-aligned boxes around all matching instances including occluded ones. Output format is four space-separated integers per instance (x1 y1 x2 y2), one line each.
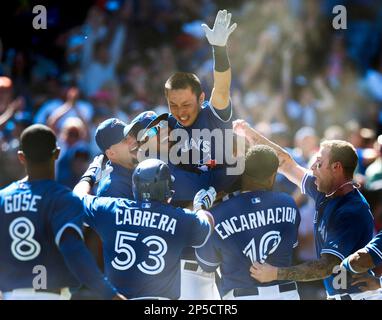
140 120 168 141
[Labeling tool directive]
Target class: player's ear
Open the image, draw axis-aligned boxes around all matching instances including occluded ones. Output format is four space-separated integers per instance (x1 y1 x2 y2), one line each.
105 148 113 160
17 150 26 165
199 92 205 105
332 161 341 170
53 147 60 160
269 172 277 188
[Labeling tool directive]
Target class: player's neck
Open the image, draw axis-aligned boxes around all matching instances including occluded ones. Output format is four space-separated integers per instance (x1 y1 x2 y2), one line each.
26 164 55 181
242 180 272 193
325 180 357 198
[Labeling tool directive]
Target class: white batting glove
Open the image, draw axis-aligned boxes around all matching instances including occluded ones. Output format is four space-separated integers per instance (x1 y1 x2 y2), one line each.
201 9 237 47
81 154 113 185
193 186 217 211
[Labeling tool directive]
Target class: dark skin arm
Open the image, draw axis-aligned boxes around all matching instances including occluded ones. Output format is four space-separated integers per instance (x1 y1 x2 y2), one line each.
250 253 341 282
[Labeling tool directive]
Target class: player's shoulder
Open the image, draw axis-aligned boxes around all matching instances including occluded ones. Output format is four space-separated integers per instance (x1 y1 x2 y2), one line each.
47 181 84 206
0 180 19 195
336 190 373 219
340 189 370 210
268 191 297 205
220 190 297 206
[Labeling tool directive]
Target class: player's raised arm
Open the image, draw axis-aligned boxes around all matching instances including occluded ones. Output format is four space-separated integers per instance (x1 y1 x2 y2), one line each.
202 9 237 110
233 119 308 187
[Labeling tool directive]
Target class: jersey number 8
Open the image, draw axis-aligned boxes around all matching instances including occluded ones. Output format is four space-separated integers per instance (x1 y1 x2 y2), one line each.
9 217 41 261
111 231 168 275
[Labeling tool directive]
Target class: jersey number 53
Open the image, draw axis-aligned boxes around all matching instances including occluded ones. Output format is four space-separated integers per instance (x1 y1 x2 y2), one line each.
111 231 168 275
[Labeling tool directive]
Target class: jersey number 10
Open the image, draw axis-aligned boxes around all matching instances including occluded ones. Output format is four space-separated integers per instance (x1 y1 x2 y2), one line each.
242 231 281 264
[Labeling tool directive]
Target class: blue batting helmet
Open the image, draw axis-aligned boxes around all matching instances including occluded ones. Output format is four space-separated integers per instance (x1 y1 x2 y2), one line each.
132 159 174 202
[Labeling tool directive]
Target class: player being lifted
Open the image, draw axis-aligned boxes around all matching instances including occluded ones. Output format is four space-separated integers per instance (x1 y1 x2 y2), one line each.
164 9 239 190
161 9 238 300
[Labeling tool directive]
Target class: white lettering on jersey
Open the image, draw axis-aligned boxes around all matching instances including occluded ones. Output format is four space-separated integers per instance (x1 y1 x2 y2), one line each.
4 194 42 214
215 207 297 240
115 208 177 235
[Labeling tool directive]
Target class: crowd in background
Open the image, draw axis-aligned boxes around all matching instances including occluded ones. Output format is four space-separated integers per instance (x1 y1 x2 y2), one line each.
1 0 382 299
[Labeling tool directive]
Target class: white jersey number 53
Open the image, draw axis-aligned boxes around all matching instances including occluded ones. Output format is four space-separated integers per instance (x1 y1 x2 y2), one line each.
111 231 167 275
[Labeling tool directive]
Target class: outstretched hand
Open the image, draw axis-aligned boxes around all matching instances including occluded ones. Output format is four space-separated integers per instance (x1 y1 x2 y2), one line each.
82 154 113 185
201 9 237 47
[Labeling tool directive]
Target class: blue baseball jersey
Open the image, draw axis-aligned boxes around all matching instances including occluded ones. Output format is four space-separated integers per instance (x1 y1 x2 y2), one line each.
80 195 211 299
0 179 84 292
169 163 210 204
169 101 233 171
97 162 134 199
301 173 374 295
365 231 382 267
196 190 300 297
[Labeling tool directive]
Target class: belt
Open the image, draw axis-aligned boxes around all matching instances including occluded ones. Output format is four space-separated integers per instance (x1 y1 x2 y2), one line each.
35 288 62 295
5 287 71 297
327 294 352 300
233 282 297 297
184 262 199 272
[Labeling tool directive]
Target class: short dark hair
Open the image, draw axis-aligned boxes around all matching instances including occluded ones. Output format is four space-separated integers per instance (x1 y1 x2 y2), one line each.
320 140 358 178
20 124 57 163
244 145 279 181
164 72 202 99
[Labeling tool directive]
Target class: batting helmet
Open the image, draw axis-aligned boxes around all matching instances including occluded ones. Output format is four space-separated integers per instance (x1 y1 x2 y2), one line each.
132 159 174 202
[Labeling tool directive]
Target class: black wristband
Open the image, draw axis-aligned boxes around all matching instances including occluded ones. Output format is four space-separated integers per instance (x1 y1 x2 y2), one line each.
213 46 230 72
80 176 95 187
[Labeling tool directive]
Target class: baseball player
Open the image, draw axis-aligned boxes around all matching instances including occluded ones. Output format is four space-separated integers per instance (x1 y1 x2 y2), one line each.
73 157 215 299
196 145 301 300
233 120 377 300
0 124 124 300
161 10 239 299
165 10 238 182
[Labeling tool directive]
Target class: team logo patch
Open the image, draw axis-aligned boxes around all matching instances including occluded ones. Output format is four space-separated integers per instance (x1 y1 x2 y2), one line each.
251 197 261 204
111 119 123 128
142 202 151 209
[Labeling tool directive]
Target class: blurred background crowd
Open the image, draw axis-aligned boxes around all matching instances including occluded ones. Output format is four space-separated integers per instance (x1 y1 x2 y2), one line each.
1 0 382 299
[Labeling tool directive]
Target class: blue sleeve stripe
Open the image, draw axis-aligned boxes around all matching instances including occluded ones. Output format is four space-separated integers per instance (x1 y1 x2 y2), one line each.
195 250 220 267
321 249 345 261
343 257 360 273
208 99 233 123
55 223 84 246
300 172 309 194
192 221 212 249
366 244 382 261
293 241 299 248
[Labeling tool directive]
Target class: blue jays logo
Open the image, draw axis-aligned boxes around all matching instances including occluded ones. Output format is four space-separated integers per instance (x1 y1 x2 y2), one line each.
181 138 210 153
111 119 123 127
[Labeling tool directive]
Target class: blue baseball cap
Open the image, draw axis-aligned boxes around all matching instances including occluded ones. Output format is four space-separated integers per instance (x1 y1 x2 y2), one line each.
95 118 133 152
